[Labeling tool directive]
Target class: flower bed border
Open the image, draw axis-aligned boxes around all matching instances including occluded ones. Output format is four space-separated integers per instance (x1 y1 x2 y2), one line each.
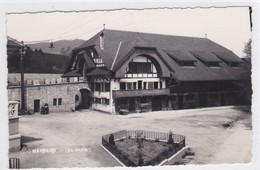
101 130 186 167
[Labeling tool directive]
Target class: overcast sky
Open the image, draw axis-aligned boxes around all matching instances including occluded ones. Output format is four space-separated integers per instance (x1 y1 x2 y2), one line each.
6 7 251 57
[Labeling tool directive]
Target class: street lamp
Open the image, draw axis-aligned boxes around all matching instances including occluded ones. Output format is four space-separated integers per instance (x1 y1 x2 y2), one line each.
19 41 27 114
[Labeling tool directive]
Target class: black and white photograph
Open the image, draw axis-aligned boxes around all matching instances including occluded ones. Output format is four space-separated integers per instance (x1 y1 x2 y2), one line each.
0 1 259 169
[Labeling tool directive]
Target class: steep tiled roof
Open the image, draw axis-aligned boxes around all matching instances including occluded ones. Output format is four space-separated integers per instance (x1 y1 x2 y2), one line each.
69 29 246 81
164 50 197 62
86 67 110 76
213 51 243 63
62 70 81 77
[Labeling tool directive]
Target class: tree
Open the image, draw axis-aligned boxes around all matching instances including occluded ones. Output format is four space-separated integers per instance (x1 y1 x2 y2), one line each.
243 39 251 58
167 130 174 144
60 47 66 56
65 46 71 56
108 134 115 145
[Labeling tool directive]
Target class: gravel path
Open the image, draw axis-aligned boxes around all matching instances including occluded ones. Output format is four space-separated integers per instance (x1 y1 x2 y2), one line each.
9 106 252 168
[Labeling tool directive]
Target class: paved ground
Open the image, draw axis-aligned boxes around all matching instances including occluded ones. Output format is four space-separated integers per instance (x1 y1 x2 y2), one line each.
9 106 252 168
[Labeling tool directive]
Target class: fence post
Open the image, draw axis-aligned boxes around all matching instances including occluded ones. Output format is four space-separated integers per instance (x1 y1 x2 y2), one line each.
9 158 20 169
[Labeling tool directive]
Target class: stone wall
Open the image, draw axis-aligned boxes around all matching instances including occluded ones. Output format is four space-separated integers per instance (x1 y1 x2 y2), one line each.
8 82 90 113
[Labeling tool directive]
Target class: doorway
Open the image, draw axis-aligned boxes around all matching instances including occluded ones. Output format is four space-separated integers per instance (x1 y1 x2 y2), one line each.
76 89 92 110
34 99 40 112
138 81 142 90
199 93 207 107
178 95 184 109
129 98 135 112
152 96 162 111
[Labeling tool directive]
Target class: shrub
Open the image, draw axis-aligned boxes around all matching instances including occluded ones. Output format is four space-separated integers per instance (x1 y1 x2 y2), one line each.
137 149 144 166
185 147 195 156
109 134 115 145
167 130 174 144
155 138 159 142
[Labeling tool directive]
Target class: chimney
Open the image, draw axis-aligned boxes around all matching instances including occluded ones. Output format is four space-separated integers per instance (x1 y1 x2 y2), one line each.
100 32 104 50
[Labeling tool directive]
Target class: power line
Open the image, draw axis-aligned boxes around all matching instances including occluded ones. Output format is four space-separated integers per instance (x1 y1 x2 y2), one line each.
56 11 108 39
22 11 145 44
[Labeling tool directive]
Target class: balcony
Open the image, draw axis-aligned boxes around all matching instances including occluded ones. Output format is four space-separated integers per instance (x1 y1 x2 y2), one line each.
112 88 170 99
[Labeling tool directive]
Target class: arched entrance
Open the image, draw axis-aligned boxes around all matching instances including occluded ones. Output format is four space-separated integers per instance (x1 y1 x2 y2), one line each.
75 89 92 110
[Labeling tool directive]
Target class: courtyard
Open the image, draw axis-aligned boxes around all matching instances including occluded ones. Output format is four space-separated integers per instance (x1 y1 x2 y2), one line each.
9 105 252 168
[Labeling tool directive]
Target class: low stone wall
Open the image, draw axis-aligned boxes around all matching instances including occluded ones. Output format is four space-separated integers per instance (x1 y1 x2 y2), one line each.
8 82 90 113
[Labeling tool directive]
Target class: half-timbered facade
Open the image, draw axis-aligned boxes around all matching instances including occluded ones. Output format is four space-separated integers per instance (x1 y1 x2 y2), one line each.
62 29 248 114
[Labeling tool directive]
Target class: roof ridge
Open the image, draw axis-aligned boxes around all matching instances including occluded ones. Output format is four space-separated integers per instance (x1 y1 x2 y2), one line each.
103 29 207 40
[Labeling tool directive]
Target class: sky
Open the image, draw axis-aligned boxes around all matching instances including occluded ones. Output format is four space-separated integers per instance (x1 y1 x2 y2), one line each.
6 7 251 57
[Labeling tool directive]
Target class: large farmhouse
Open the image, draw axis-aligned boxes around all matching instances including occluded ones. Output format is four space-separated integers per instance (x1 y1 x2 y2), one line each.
61 29 247 114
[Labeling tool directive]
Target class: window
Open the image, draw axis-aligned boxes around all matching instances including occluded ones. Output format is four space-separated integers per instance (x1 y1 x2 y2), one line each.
58 98 62 105
148 82 154 89
180 61 196 67
101 98 109 105
53 98 57 106
101 83 104 92
93 58 105 67
120 83 126 90
160 82 163 89
128 62 152 73
230 62 240 67
133 82 137 90
90 49 94 58
105 83 110 92
127 82 133 90
154 82 158 89
95 83 101 92
105 99 110 105
143 82 147 89
96 98 101 104
207 62 220 67
90 82 94 91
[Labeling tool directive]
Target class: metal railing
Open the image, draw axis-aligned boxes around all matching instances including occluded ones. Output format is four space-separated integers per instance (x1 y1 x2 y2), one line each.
126 130 185 143
102 137 136 167
102 130 186 166
9 158 20 169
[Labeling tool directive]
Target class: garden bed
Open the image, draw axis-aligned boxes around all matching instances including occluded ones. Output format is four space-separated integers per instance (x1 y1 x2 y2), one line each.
115 138 183 166
101 130 186 166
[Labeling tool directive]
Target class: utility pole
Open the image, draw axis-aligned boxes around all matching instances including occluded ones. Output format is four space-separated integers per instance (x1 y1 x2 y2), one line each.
19 42 26 114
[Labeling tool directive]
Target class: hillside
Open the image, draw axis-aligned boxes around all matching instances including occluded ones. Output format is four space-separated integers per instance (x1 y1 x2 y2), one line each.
8 48 70 74
28 39 85 55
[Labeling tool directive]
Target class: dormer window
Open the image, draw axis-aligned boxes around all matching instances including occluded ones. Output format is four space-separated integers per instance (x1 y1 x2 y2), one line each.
128 62 152 73
190 51 221 67
177 61 196 67
125 56 159 78
165 50 196 67
88 48 105 67
213 52 242 67
90 48 94 58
